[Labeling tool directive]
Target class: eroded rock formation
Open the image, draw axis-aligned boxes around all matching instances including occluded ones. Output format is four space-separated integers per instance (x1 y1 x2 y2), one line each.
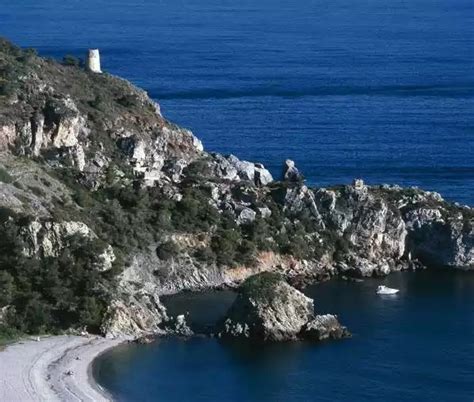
217 273 349 342
0 39 472 339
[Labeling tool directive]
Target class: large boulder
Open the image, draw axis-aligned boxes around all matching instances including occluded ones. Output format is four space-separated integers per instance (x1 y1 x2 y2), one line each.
217 272 349 342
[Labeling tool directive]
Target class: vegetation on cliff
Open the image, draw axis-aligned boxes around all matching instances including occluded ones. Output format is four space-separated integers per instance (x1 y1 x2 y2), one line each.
0 39 472 338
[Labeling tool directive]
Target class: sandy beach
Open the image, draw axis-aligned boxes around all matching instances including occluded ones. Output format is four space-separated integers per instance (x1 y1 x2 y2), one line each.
0 335 123 402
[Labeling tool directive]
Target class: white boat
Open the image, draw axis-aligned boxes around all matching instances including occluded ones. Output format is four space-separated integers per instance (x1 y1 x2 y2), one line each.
376 285 399 295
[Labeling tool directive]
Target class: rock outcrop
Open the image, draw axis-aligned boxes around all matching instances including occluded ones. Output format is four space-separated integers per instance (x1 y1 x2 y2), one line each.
0 39 472 340
101 294 168 339
283 159 303 182
217 273 349 342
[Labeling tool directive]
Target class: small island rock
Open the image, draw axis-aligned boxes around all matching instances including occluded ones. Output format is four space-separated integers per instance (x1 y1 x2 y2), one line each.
217 272 349 342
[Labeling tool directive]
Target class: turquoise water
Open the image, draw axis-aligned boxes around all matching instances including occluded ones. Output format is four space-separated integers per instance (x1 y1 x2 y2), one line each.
2 0 474 399
94 271 474 402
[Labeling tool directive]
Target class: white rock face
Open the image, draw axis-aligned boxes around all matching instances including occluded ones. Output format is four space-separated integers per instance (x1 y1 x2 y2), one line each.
21 220 92 257
96 245 116 272
353 178 365 190
255 163 273 186
0 124 16 151
50 97 88 148
4 96 89 159
101 295 168 339
225 155 273 186
17 219 116 272
237 207 257 225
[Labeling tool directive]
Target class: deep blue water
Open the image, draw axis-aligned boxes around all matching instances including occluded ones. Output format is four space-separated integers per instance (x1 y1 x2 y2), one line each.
94 271 474 402
2 1 474 400
1 0 473 204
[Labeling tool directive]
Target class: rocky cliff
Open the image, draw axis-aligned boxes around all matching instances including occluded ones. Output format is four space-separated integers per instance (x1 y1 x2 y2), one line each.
0 39 472 339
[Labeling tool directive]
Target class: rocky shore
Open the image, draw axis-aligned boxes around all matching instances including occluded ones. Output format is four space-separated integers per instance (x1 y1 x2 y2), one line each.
0 38 472 343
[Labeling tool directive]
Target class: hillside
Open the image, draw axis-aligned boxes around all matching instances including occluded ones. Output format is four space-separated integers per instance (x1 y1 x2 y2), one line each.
0 39 472 338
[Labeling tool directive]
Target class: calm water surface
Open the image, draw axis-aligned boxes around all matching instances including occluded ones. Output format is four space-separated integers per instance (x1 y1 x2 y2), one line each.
94 271 474 402
2 0 474 204
2 1 474 400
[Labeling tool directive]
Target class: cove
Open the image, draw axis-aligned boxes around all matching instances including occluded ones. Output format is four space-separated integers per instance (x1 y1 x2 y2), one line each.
93 270 474 402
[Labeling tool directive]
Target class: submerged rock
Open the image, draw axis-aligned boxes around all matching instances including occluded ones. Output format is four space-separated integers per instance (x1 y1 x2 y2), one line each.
217 273 349 342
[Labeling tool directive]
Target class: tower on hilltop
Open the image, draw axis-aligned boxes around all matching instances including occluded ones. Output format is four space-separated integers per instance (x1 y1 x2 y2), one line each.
86 49 102 73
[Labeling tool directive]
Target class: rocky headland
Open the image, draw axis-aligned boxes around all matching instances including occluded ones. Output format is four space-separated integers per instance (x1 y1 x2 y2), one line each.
0 39 473 343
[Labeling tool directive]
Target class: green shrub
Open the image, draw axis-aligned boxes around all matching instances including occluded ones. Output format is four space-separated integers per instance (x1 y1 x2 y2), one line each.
240 272 284 300
211 228 241 266
0 271 14 306
0 220 116 334
89 94 104 110
183 159 212 179
62 55 82 67
0 324 21 347
117 94 139 107
0 207 15 224
0 167 13 183
194 247 216 264
156 241 180 260
28 186 46 197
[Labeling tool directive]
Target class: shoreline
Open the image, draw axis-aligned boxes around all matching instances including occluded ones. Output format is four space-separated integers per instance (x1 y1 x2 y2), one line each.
0 335 124 402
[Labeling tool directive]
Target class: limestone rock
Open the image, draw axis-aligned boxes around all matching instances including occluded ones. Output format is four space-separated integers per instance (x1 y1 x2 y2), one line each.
301 314 350 341
405 208 473 269
0 123 17 151
226 155 273 186
236 207 257 225
352 178 366 190
15 219 116 272
217 272 349 342
101 294 168 339
166 314 194 337
283 159 303 182
255 163 273 186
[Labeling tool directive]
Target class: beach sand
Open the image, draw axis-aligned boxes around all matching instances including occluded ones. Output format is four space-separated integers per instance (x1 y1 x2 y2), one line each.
0 335 123 402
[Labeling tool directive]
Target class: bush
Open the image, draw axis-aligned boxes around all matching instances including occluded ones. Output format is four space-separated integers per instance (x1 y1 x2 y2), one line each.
194 247 216 264
183 159 212 179
0 167 13 183
0 207 15 224
156 241 180 260
62 55 82 67
173 188 220 232
240 272 284 300
211 228 241 266
16 48 37 63
89 94 104 110
0 271 14 306
117 94 139 107
0 219 115 334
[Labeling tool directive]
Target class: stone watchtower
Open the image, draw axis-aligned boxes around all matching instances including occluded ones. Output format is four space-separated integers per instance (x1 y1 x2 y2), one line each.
86 49 102 73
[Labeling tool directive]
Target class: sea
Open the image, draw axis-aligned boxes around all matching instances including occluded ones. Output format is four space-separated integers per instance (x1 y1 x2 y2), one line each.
1 0 473 400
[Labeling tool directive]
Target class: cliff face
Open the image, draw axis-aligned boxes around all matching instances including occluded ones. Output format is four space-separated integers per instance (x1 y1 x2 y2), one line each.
0 39 472 339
